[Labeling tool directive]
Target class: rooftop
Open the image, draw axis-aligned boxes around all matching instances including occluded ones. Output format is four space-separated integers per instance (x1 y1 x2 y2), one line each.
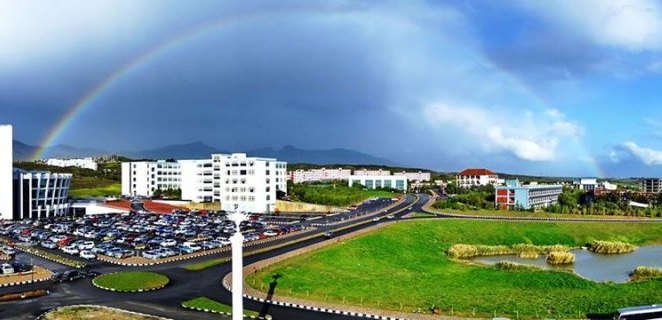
457 168 496 176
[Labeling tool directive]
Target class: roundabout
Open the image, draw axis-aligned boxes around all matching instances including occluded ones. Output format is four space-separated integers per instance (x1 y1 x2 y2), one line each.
92 271 170 293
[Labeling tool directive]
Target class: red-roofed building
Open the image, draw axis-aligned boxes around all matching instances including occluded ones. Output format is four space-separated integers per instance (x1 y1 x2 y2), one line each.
456 168 499 188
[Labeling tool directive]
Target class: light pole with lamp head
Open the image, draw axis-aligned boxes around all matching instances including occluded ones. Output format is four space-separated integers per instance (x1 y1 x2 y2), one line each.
228 204 249 320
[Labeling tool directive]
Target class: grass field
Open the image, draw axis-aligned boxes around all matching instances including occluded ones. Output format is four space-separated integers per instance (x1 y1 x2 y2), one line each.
44 306 159 320
183 258 229 271
288 184 398 207
92 271 169 292
69 182 121 198
182 297 261 317
247 220 662 318
429 206 658 220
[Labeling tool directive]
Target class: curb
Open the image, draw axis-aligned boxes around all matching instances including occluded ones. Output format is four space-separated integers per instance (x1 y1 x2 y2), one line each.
35 304 173 320
91 272 169 293
14 246 85 269
222 279 406 320
180 303 270 319
0 275 51 288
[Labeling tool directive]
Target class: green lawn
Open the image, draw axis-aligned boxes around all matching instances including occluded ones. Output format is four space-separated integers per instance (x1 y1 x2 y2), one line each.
69 182 121 198
430 206 658 220
247 220 662 319
184 258 229 271
93 271 169 292
288 184 399 207
182 297 261 318
410 212 436 218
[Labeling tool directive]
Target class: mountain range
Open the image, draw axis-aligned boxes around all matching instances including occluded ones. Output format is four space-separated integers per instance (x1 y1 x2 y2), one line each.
12 140 397 166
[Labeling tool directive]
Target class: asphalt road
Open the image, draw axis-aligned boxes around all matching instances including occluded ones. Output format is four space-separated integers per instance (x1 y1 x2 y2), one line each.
0 194 427 320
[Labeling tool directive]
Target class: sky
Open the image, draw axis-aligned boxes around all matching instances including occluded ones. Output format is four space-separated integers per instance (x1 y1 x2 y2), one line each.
2 0 662 177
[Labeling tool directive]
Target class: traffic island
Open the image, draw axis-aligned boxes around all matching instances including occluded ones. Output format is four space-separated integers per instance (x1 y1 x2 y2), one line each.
92 271 169 293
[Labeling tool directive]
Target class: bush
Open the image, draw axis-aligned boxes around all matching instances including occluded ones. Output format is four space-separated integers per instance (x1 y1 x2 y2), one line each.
630 266 662 281
587 240 637 254
93 271 169 292
546 251 575 265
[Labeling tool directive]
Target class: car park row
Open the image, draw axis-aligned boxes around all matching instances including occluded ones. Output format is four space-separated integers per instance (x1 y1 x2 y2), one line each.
0 210 305 263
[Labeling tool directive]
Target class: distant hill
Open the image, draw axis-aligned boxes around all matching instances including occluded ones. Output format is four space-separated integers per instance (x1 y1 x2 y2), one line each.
12 140 107 161
120 141 224 160
247 145 398 166
12 140 399 167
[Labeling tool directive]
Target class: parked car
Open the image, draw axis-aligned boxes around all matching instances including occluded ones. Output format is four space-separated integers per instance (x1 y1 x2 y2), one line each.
80 250 96 260
1 263 14 275
40 240 57 249
142 250 161 260
160 239 177 247
11 262 31 273
62 245 79 255
77 241 95 250
263 230 278 237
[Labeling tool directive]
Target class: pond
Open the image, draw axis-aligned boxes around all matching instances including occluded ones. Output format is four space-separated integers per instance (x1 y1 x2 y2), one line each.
472 245 662 283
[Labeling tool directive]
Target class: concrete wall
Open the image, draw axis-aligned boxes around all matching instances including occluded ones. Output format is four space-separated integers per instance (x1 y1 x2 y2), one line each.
0 125 12 220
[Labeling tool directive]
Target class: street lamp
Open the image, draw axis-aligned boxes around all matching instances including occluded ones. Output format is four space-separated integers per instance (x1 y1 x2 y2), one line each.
228 204 248 320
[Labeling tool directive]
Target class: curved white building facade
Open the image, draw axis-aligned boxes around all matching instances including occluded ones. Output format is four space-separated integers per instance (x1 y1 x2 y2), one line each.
13 170 72 219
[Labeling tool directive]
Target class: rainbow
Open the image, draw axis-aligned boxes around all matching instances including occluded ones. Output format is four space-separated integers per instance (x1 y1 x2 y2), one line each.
31 5 604 177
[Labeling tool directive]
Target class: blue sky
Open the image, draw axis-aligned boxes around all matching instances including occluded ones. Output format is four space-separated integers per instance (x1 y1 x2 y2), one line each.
2 0 662 177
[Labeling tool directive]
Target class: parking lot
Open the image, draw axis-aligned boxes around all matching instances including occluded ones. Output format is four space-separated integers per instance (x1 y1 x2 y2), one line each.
0 209 305 265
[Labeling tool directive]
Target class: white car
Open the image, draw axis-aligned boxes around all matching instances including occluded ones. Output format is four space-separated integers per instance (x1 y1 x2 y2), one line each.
142 250 161 260
77 241 95 250
79 250 96 260
182 242 202 252
263 230 278 237
160 239 177 247
62 245 79 255
372 217 381 222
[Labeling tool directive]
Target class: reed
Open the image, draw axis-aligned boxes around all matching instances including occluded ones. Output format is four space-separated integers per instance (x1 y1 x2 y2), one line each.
587 240 637 254
518 251 540 259
630 266 662 281
447 244 512 259
546 251 575 265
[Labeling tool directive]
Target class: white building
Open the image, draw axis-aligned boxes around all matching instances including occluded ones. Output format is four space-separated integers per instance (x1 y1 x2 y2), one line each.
393 171 431 182
573 178 598 191
353 169 392 176
348 175 407 191
0 125 13 220
456 168 499 188
45 157 98 171
121 153 287 213
288 168 352 184
13 169 72 219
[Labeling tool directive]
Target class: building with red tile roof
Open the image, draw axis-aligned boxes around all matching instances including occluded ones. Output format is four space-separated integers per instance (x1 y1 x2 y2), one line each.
456 168 499 188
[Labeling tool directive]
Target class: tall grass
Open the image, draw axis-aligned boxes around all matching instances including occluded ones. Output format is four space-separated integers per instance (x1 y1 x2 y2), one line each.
587 240 637 254
546 251 575 265
630 266 662 281
447 243 571 259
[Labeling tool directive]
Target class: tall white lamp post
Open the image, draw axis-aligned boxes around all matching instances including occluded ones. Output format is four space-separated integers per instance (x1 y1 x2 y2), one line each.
228 205 249 320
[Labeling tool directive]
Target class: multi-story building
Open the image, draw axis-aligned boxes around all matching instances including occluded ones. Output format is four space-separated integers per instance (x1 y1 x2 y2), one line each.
495 179 563 210
0 125 13 220
353 169 392 176
121 160 181 197
121 153 287 213
393 171 431 182
456 168 499 188
44 157 98 171
348 175 407 191
12 169 72 219
573 178 598 191
641 179 662 193
288 168 352 184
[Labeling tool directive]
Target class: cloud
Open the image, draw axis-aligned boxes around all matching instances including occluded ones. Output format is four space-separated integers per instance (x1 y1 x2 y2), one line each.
518 0 662 52
622 141 662 165
423 103 583 162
